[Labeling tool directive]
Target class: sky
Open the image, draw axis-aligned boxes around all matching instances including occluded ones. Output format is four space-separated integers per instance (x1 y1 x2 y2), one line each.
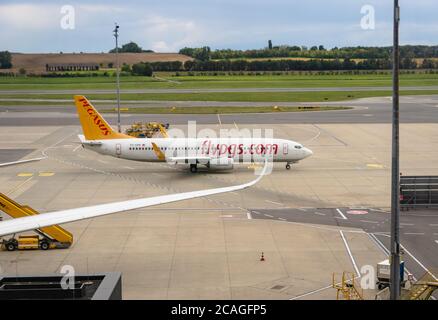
1 0 437 53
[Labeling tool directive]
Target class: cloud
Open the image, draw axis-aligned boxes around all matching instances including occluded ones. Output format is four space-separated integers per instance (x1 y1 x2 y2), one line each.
137 15 202 52
0 4 59 30
1 1 438 52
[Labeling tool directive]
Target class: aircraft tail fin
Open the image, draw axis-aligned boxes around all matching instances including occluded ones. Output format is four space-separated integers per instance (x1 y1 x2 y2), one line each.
74 95 131 140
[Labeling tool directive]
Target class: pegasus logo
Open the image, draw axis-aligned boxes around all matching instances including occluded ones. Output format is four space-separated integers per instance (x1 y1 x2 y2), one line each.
79 98 111 136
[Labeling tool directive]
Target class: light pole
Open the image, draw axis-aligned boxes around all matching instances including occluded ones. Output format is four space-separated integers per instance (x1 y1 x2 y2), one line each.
113 23 121 133
390 0 401 300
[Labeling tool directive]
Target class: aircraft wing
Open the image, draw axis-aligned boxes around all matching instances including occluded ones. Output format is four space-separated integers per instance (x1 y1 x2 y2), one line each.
0 160 268 237
169 156 211 164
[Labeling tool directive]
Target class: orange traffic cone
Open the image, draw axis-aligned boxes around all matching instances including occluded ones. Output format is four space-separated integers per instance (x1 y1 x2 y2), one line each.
260 252 265 261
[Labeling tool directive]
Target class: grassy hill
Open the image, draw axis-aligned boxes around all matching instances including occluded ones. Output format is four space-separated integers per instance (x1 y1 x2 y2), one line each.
7 52 193 74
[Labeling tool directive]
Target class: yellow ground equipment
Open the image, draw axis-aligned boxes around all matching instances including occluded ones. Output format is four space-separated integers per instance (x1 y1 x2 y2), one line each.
0 193 73 251
125 122 169 138
402 272 438 300
332 272 364 300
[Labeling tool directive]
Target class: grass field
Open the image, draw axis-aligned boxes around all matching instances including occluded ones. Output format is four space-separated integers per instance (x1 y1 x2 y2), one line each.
1 73 438 91
1 90 438 104
100 106 350 114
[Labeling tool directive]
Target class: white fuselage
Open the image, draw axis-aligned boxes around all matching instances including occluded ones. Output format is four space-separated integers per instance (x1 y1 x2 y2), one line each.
81 137 312 165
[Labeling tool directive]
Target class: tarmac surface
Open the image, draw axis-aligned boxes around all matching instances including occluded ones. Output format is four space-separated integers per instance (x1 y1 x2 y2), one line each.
251 207 438 297
1 95 438 126
0 108 437 299
0 149 34 163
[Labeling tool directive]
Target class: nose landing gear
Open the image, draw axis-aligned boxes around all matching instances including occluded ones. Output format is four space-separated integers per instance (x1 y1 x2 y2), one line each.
286 163 291 170
190 164 198 173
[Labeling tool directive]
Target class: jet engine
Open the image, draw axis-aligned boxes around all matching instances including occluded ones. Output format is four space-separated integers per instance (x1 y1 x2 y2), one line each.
207 158 234 170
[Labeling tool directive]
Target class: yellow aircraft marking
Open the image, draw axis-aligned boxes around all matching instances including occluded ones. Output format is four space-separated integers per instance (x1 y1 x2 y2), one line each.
38 172 55 177
17 173 33 177
151 143 166 161
247 164 262 170
367 164 384 169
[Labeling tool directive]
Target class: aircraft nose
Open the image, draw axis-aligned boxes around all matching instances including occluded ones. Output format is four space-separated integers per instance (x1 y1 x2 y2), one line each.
304 147 313 158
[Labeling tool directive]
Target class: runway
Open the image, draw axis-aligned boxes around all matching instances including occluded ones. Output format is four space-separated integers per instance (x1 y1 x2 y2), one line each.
1 86 438 95
1 95 438 126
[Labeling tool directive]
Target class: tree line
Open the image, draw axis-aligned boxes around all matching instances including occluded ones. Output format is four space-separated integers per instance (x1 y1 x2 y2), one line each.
0 51 12 69
125 57 435 75
179 45 438 61
109 41 154 53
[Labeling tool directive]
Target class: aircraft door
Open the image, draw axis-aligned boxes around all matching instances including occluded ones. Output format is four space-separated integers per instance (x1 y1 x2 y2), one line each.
283 143 288 155
116 143 122 156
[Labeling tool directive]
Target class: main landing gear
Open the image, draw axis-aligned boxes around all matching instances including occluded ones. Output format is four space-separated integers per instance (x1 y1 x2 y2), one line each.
286 163 292 170
190 164 198 173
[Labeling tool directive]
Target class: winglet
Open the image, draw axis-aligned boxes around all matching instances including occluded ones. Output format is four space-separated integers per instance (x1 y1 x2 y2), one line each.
151 142 166 161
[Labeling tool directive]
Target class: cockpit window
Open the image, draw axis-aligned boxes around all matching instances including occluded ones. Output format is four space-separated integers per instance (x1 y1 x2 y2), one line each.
294 145 303 149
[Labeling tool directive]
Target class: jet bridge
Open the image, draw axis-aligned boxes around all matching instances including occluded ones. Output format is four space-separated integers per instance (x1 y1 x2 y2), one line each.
0 193 73 251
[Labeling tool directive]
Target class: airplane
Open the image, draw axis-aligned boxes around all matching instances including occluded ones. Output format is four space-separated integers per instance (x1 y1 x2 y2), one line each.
0 160 267 237
74 95 313 173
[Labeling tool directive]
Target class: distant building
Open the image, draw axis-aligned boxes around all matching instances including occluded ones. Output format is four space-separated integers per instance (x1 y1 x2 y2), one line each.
46 63 99 72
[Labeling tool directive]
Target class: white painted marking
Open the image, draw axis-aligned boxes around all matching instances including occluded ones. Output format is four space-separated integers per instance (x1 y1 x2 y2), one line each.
404 233 424 236
359 220 380 224
220 215 233 218
297 208 307 212
336 208 348 220
0 157 45 167
233 121 239 130
367 233 418 283
264 214 274 218
314 212 326 216
401 223 415 226
429 224 438 227
435 240 438 245
247 211 252 220
340 230 360 277
367 233 390 256
289 283 334 300
73 144 82 152
7 176 34 196
217 114 222 125
265 200 283 206
252 211 261 215
278 218 286 221
98 159 108 164
400 244 438 282
123 166 134 170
